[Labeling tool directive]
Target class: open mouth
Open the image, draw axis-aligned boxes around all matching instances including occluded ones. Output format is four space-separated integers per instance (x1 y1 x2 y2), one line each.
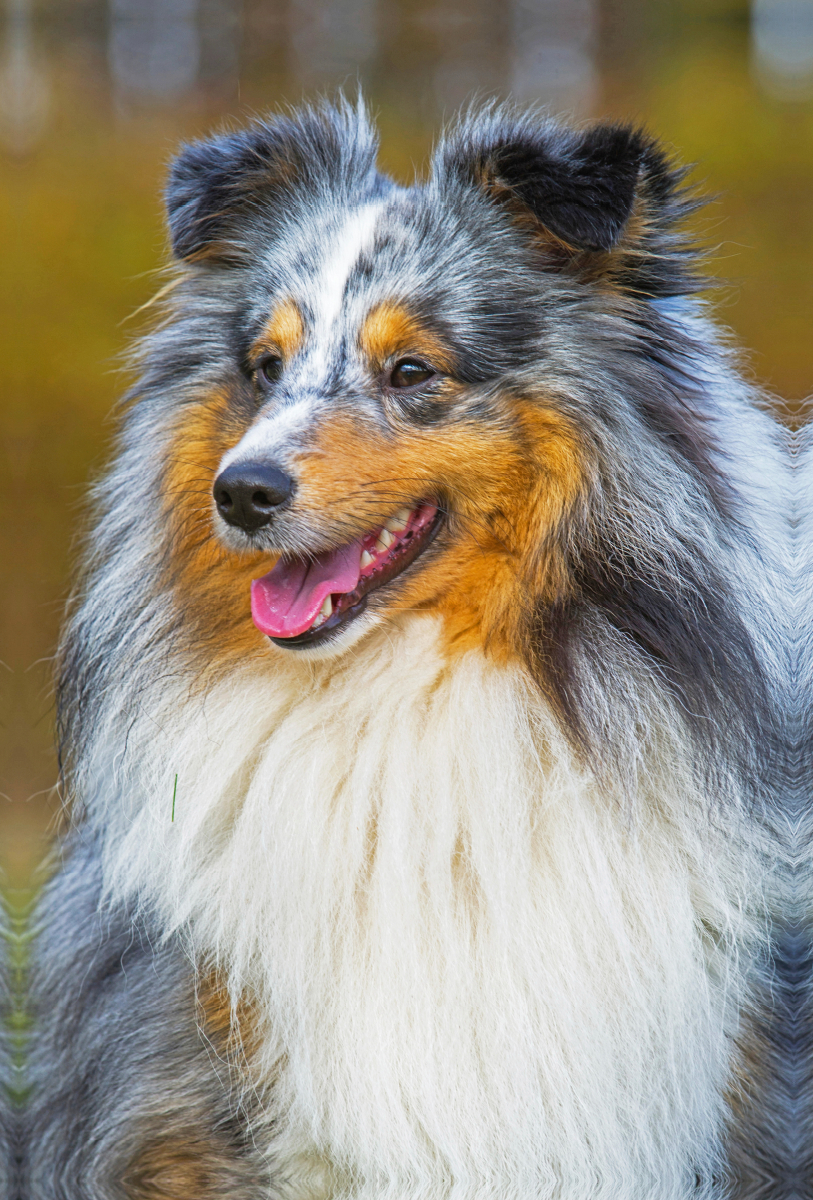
250 502 442 648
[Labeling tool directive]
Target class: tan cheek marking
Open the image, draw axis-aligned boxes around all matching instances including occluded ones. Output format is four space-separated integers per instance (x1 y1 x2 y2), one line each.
294 412 443 533
161 390 274 667
359 300 454 373
296 402 583 662
161 389 581 673
427 403 583 659
251 297 305 360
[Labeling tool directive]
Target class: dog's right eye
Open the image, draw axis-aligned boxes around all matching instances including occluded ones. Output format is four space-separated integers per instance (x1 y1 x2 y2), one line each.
255 356 283 387
389 359 436 389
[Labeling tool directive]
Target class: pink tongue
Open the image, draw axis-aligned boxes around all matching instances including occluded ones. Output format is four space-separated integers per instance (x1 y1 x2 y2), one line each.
251 541 363 638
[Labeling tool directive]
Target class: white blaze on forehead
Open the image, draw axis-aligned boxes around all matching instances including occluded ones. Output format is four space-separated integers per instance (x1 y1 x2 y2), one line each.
220 204 385 473
310 202 384 342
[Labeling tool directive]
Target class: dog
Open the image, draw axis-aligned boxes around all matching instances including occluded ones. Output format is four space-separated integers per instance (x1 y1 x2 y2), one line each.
24 98 798 1198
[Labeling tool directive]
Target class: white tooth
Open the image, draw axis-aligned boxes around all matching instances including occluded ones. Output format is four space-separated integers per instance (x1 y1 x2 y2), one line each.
360 550 375 569
385 507 412 533
376 528 394 552
312 613 325 629
319 595 333 619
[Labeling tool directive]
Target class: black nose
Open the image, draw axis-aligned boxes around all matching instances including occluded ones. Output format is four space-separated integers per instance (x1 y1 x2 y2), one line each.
213 461 295 532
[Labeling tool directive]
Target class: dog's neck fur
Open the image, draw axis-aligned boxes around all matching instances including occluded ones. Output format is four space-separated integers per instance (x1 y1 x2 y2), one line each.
87 613 757 1186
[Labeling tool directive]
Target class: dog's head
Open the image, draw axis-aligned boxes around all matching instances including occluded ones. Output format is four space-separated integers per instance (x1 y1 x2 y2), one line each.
158 100 710 681
52 98 777 804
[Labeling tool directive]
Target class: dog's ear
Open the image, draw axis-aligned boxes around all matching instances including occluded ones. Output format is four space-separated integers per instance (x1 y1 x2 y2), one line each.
165 125 292 261
435 116 645 253
165 101 379 262
434 113 695 294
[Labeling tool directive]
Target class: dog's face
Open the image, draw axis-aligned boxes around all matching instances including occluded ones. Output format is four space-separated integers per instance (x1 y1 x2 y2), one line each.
158 104 681 666
205 195 586 660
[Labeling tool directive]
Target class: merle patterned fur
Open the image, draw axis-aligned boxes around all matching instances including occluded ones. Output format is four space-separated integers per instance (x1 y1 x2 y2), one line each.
27 99 803 1195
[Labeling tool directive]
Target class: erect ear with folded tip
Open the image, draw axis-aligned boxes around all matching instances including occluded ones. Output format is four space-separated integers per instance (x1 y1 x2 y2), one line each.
436 118 646 254
164 124 300 262
164 101 379 262
436 115 700 296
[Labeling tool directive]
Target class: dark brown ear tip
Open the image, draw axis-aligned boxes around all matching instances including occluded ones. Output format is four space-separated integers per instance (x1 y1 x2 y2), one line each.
435 116 647 254
580 121 647 160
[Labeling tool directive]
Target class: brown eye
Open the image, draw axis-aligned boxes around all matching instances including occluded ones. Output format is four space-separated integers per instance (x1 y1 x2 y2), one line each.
256 355 283 387
389 359 435 389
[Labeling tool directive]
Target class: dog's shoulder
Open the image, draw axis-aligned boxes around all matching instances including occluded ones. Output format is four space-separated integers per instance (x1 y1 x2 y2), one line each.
24 834 269 1199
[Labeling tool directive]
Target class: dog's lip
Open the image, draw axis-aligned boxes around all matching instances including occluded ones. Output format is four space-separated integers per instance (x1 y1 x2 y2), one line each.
253 503 443 649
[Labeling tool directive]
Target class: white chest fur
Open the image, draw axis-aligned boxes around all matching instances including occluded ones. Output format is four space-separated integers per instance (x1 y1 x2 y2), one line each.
95 615 756 1190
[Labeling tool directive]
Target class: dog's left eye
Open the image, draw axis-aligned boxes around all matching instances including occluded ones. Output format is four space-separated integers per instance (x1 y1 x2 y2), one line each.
255 355 283 387
389 359 436 389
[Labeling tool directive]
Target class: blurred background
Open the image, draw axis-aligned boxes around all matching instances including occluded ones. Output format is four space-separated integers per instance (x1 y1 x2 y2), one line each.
1 0 811 887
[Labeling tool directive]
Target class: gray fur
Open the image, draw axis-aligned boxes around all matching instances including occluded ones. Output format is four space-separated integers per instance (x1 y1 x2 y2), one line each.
0 899 20 1200
23 837 270 1199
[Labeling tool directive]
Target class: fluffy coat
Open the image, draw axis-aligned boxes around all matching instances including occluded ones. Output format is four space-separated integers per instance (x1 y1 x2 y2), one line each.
24 99 800 1198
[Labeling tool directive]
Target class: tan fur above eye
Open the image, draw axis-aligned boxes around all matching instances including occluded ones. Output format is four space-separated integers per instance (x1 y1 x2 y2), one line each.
358 300 453 373
251 297 304 361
